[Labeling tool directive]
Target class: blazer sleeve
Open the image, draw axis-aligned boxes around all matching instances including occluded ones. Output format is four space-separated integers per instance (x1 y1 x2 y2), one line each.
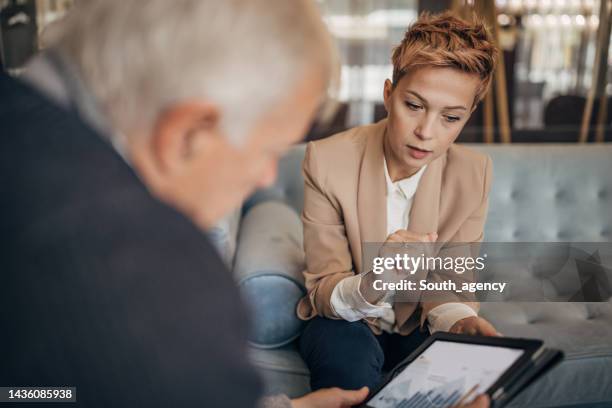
297 142 355 320
419 155 493 326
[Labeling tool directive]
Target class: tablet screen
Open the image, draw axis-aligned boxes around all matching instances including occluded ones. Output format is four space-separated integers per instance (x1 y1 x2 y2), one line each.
368 340 524 408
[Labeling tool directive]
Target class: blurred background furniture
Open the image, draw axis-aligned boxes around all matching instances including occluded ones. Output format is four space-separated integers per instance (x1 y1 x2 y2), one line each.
0 0 38 75
303 0 612 143
2 0 611 143
227 143 612 408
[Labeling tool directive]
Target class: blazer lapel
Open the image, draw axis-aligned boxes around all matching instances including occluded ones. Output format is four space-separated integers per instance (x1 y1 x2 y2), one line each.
396 151 446 329
356 121 388 273
407 151 446 235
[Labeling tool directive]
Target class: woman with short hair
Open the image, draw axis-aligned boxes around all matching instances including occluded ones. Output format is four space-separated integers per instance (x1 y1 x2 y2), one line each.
297 11 501 392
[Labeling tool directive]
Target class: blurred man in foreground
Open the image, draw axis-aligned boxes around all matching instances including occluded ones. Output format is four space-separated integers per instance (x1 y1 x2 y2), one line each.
0 1 489 407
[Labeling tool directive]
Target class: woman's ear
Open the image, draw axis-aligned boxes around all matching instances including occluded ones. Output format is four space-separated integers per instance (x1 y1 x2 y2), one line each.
471 103 479 115
383 79 393 113
150 101 221 177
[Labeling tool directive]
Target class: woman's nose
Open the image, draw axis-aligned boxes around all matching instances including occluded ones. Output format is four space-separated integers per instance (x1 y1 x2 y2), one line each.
414 114 436 140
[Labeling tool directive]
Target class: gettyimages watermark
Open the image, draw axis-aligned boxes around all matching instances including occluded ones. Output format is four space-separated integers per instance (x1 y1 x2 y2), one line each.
360 242 612 302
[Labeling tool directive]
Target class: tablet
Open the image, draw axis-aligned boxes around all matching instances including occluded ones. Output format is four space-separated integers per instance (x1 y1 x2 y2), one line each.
361 333 545 408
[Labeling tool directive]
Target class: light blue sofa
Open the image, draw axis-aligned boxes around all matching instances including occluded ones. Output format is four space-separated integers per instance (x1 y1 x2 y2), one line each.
232 143 612 408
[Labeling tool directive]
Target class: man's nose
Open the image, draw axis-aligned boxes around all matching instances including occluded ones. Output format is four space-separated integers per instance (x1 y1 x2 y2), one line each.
256 161 278 188
414 113 436 140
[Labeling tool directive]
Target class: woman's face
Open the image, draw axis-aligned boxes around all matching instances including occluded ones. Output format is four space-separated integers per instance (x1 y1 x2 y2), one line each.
383 66 481 179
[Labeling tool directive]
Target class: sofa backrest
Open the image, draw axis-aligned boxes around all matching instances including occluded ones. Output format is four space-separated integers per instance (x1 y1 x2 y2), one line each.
238 143 612 348
245 143 612 243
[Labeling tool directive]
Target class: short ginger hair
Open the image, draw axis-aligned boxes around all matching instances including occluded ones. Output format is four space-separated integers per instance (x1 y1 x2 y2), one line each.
392 11 498 107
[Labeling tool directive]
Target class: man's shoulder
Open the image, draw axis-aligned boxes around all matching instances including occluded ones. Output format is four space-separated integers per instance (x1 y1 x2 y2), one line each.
0 73 218 267
0 73 88 153
0 73 51 117
0 74 239 321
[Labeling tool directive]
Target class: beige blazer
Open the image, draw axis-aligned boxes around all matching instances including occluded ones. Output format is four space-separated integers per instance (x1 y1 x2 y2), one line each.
296 119 493 335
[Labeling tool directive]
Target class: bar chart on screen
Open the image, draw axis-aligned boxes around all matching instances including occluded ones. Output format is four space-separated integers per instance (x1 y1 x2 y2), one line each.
371 377 467 408
368 341 524 408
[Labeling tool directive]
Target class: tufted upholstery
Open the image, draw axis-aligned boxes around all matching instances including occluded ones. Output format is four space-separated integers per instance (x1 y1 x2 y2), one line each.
479 145 612 243
234 143 612 407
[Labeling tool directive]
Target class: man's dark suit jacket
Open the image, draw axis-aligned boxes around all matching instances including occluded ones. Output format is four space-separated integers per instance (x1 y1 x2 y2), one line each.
0 73 263 407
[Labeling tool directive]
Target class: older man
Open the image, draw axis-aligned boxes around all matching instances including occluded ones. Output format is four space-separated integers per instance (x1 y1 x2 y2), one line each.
0 1 489 407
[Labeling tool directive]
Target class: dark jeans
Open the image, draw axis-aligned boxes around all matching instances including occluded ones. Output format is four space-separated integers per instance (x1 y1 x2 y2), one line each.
299 317 430 391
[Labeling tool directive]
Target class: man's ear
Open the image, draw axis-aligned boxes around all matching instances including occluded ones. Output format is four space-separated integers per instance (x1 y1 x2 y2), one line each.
383 79 393 113
150 101 220 176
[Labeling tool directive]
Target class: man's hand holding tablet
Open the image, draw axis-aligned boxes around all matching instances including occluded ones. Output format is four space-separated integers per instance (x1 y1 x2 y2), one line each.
455 394 490 408
290 387 490 408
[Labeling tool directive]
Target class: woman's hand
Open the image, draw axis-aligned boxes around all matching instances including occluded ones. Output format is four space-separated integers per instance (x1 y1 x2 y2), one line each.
379 229 438 258
383 229 438 244
449 316 501 337
359 229 437 304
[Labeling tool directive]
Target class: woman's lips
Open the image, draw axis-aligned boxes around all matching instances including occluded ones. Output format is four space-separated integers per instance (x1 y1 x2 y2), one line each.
406 144 432 160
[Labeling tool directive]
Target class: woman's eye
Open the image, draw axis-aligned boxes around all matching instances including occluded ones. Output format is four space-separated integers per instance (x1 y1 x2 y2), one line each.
444 115 461 123
405 101 422 111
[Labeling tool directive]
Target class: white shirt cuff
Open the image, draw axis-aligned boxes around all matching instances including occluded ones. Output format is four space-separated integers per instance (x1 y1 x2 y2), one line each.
427 303 477 334
330 274 392 322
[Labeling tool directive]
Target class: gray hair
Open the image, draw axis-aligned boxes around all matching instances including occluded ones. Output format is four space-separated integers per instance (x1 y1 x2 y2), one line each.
46 0 338 143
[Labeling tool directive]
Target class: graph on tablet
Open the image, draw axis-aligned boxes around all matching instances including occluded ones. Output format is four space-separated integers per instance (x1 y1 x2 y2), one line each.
369 341 524 408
